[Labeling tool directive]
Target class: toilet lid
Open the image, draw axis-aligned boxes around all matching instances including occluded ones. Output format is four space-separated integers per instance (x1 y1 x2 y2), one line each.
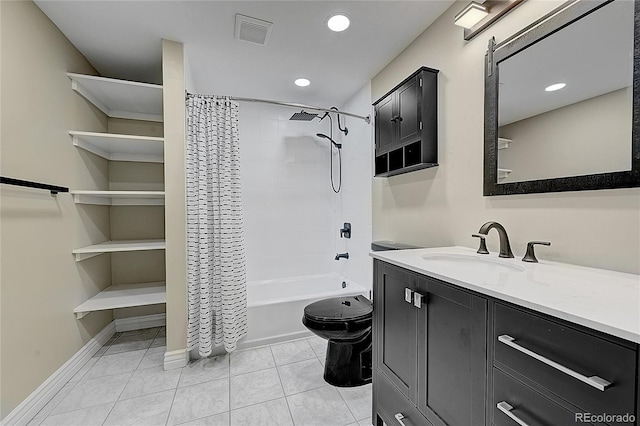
304 295 372 322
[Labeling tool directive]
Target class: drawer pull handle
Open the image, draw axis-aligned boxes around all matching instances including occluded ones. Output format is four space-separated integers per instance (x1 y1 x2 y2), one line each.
413 293 423 309
404 288 413 303
394 413 408 426
498 334 612 391
497 401 530 426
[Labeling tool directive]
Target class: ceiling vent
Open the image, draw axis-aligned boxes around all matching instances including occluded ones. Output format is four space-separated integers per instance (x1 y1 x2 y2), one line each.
235 14 273 46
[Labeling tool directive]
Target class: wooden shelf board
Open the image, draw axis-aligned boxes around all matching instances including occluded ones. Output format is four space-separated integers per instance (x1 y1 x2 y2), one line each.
74 281 166 319
67 73 163 122
70 131 164 163
72 239 166 261
70 190 165 206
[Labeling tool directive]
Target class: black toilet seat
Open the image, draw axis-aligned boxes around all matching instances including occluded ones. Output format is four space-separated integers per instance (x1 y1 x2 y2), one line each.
303 295 372 332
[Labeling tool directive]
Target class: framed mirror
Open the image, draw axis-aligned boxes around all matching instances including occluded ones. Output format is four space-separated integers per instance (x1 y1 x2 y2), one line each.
484 0 639 196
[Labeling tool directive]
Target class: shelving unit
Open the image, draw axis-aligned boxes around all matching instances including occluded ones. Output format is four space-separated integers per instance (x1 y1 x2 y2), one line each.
70 190 165 206
72 239 166 261
69 73 166 319
73 282 166 319
70 131 164 163
67 73 163 122
498 138 512 150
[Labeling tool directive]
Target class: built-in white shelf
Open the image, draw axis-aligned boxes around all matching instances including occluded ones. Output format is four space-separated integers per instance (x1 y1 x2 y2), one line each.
498 168 512 180
74 281 166 319
72 239 166 261
498 138 512 150
70 190 165 206
70 131 164 163
67 73 163 122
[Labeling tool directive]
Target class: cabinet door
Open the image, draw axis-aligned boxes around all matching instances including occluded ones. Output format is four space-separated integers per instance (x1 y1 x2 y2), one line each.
374 262 418 401
375 94 396 154
415 276 487 426
396 76 422 146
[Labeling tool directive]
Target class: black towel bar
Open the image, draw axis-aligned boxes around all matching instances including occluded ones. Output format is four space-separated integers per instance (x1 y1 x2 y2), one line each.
0 176 69 195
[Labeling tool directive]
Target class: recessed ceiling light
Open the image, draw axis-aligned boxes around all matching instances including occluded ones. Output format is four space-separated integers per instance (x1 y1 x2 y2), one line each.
327 14 350 32
295 78 310 87
545 83 566 92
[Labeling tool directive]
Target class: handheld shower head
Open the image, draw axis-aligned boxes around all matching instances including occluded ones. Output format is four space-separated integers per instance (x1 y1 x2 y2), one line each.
316 133 342 149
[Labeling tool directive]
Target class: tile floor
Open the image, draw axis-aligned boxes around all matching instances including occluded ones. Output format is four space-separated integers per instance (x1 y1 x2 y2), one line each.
28 327 373 426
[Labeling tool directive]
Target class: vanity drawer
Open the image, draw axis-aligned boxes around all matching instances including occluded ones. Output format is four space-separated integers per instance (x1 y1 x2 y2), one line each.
376 372 430 426
494 303 637 417
493 368 593 426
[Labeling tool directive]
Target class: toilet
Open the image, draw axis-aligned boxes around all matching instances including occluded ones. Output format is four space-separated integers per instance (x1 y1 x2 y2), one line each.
302 294 373 387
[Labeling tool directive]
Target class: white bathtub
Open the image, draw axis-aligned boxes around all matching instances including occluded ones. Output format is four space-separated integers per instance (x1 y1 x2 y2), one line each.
239 273 368 349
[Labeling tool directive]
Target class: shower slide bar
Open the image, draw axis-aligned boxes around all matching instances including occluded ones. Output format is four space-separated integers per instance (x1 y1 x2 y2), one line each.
187 92 371 124
0 176 69 195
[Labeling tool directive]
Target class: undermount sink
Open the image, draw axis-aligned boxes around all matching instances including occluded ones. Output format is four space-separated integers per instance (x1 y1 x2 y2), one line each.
421 253 525 273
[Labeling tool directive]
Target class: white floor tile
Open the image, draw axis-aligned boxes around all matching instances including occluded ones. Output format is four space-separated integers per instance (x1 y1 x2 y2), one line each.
338 384 372 421
179 355 230 387
167 378 229 425
277 358 326 396
230 398 293 426
120 365 181 400
230 368 284 410
229 346 275 375
27 383 78 426
40 402 113 426
358 420 373 426
51 372 131 415
83 349 146 380
178 412 230 425
306 336 328 358
104 389 175 426
151 336 167 348
105 330 157 355
271 340 316 366
286 386 355 426
68 358 98 383
138 346 166 369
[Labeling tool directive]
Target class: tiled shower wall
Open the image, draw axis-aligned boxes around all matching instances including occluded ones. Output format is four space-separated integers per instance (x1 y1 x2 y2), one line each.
238 85 373 289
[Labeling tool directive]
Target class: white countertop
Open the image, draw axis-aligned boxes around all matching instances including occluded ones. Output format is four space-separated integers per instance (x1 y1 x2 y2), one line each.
370 246 640 344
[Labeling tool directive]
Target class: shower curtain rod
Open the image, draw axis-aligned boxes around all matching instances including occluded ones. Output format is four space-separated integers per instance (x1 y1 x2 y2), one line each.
186 92 370 124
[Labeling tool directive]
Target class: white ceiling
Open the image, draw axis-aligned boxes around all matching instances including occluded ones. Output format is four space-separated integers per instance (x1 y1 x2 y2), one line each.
498 0 634 126
34 0 455 108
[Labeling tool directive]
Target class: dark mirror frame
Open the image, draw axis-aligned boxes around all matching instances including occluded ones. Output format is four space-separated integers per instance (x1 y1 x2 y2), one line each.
483 0 640 196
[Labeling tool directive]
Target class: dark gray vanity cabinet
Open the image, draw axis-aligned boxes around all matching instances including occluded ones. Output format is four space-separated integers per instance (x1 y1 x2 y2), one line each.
373 67 438 177
373 260 487 426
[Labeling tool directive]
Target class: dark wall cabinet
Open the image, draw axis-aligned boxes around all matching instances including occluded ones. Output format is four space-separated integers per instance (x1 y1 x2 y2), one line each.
373 67 438 177
372 259 640 426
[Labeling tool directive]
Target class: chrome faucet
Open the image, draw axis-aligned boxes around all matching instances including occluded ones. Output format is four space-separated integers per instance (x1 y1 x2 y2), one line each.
335 252 349 261
474 221 514 258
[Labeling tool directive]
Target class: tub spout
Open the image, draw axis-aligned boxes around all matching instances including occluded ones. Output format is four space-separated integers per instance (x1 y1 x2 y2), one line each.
335 252 349 261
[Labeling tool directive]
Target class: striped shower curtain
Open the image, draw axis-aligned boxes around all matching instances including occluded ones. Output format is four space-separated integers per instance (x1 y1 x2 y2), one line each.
186 94 247 355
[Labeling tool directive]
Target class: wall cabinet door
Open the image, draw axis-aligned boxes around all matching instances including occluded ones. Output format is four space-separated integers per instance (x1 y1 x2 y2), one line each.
375 94 396 154
396 75 422 146
374 262 418 401
415 275 487 426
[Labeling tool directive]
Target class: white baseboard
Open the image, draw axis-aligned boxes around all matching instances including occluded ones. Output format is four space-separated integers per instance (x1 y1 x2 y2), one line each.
115 313 166 332
237 330 313 351
1 321 116 426
164 349 189 370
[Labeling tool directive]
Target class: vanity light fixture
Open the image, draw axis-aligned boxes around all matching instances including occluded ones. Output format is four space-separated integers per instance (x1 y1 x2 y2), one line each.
456 0 526 41
545 83 566 92
295 78 311 87
327 14 350 32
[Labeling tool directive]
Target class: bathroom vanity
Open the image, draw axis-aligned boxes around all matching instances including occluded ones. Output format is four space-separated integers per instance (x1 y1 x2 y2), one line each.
370 247 640 426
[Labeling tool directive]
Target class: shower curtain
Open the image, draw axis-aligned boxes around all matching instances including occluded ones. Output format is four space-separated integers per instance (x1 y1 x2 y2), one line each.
186 94 247 355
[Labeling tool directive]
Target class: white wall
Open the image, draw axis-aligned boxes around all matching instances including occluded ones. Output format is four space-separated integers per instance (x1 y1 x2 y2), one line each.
372 0 640 274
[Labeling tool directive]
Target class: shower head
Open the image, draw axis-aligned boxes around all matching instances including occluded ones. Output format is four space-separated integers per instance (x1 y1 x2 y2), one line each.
289 110 319 121
316 133 342 149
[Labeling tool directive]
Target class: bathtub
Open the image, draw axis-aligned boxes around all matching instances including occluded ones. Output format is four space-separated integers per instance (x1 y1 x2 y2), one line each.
239 273 368 349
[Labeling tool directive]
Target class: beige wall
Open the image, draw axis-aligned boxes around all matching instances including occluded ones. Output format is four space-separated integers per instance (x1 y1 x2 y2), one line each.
499 87 632 182
372 0 640 274
0 0 113 418
162 40 188 353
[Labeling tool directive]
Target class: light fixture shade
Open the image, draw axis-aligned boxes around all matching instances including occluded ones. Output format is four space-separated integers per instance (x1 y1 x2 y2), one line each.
295 78 311 87
454 2 489 29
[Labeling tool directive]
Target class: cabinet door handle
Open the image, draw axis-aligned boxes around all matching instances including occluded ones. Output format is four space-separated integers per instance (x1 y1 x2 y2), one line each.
498 335 612 391
404 288 413 303
496 402 530 426
394 413 408 426
390 116 403 123
413 293 423 309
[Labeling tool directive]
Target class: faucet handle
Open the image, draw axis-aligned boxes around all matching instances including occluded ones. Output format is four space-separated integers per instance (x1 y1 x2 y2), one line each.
471 234 490 255
522 241 551 263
